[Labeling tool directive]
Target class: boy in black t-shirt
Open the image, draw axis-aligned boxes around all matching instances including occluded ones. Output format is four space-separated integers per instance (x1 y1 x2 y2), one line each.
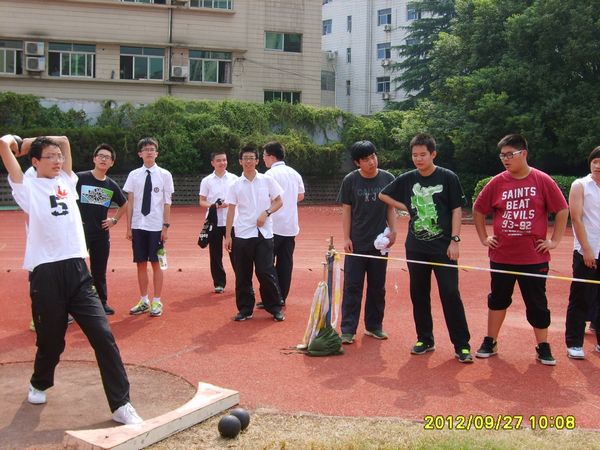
337 141 397 344
76 144 128 315
380 134 473 363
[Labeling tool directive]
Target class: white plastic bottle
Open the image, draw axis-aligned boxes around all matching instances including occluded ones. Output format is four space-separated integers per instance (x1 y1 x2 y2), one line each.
157 245 168 271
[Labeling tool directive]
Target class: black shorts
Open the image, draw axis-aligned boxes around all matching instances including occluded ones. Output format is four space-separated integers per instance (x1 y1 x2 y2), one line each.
131 229 162 263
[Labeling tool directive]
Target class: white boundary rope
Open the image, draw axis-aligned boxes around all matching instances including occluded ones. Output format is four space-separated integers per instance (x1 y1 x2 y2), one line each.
335 251 600 285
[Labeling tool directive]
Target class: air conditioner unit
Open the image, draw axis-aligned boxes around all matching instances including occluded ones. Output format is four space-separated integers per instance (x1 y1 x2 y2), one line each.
382 92 391 100
26 56 46 72
381 59 391 67
25 41 45 56
383 24 392 32
171 65 189 79
326 51 337 61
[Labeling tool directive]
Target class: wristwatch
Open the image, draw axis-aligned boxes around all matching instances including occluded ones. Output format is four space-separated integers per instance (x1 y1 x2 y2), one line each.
451 235 461 242
163 223 171 228
265 209 272 217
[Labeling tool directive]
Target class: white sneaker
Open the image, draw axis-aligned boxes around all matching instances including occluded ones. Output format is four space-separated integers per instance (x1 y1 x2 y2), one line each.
28 384 46 404
112 402 143 425
567 346 585 359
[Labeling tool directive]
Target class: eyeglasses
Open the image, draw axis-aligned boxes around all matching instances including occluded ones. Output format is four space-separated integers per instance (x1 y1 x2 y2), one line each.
39 154 65 162
241 156 257 161
95 154 113 161
498 150 524 160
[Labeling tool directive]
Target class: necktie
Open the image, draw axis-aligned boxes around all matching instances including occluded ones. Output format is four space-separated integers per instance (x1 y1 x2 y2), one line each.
141 169 152 216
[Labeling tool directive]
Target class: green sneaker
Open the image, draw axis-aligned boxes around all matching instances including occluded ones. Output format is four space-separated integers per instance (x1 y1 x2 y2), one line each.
150 301 163 317
455 348 474 363
341 333 355 344
365 329 389 340
411 341 435 355
129 300 149 315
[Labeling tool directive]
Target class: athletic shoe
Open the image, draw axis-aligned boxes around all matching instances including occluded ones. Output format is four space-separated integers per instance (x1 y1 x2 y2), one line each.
455 348 474 363
28 384 46 404
29 320 35 332
112 402 143 425
130 300 149 315
566 346 585 359
365 329 389 340
411 341 435 355
273 311 285 322
256 302 265 309
103 303 115 315
341 333 355 344
475 336 498 358
233 312 253 321
67 314 74 324
536 342 556 366
149 301 163 317
214 286 224 294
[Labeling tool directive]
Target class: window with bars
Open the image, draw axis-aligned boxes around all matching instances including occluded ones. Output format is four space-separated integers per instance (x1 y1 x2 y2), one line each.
48 42 95 78
189 50 232 83
120 46 164 80
190 0 233 9
264 90 301 104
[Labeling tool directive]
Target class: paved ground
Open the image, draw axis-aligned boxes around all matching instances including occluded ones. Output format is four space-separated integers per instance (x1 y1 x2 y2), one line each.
1 206 599 448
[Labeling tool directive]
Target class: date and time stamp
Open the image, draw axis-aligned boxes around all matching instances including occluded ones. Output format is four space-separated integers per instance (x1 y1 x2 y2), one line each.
423 414 576 430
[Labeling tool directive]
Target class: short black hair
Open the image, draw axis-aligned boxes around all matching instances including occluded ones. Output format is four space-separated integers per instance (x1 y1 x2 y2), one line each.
93 143 115 161
210 151 227 160
263 141 285 161
588 146 600 166
409 133 436 153
29 137 60 163
239 144 258 160
497 134 527 151
137 137 158 152
349 140 376 162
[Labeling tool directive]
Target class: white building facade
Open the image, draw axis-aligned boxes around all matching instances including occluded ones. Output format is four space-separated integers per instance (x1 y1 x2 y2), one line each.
321 0 418 115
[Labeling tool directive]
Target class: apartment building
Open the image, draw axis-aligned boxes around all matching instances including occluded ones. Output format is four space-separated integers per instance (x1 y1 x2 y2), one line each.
321 0 417 115
0 0 321 116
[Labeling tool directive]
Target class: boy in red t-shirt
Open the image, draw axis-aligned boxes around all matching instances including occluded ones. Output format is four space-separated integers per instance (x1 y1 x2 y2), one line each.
473 134 569 365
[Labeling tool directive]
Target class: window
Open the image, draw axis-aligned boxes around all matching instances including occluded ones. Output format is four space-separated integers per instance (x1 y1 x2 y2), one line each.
264 90 301 104
190 0 233 9
48 42 95 78
407 8 421 20
321 71 335 91
377 43 391 60
322 0 332 4
120 46 164 80
377 8 392 26
122 0 167 4
0 40 23 75
346 47 351 63
347 15 352 32
322 19 332 36
265 32 302 53
189 50 231 83
376 76 390 93
346 80 351 96
406 37 419 46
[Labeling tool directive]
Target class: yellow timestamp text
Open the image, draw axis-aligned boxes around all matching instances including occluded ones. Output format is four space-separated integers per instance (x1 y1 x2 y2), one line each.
423 415 576 431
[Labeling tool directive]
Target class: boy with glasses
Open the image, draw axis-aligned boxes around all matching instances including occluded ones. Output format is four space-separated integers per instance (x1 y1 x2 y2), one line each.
124 138 174 318
76 144 128 315
225 145 285 322
0 134 142 424
379 133 473 363
473 134 569 365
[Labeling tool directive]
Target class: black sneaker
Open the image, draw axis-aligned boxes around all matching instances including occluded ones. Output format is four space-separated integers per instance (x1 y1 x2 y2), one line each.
455 348 474 363
273 311 285 322
536 342 556 366
256 302 265 309
475 336 498 358
411 341 435 355
233 312 253 322
103 304 115 315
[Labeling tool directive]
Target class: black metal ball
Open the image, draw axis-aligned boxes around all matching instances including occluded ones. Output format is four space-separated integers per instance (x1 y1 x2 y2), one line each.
229 407 250 430
218 414 241 438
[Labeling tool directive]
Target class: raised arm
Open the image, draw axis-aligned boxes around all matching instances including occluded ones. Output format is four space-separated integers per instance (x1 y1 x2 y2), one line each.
0 135 24 183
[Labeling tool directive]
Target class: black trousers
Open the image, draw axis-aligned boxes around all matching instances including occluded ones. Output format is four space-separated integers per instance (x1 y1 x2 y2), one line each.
208 226 234 288
341 250 387 335
273 234 295 302
29 258 130 413
407 251 471 351
233 233 282 316
86 232 110 304
565 251 600 347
